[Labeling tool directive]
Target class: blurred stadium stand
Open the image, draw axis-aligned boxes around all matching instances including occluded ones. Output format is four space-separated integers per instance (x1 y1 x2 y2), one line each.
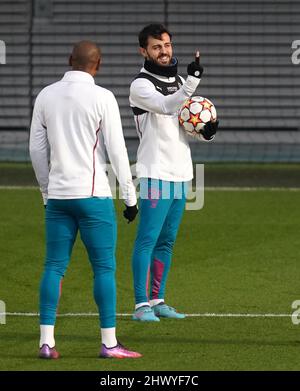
0 0 299 161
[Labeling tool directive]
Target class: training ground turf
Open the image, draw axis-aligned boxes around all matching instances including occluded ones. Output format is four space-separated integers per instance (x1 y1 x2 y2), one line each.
0 164 300 370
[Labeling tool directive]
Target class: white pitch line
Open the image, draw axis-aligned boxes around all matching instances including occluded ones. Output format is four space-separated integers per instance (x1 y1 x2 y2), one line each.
2 312 292 318
186 313 291 317
1 186 300 192
0 186 37 189
205 187 300 191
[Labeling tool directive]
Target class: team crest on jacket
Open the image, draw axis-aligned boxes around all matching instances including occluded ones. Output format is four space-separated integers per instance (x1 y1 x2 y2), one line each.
167 86 179 93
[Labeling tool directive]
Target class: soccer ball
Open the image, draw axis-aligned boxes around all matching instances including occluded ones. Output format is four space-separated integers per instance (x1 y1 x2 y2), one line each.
179 96 217 139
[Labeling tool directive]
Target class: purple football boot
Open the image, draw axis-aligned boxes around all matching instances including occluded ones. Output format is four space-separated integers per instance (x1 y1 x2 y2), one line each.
99 342 142 359
39 344 60 359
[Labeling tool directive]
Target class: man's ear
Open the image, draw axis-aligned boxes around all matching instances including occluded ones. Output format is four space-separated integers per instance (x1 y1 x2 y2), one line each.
139 47 147 59
68 55 73 67
96 58 101 71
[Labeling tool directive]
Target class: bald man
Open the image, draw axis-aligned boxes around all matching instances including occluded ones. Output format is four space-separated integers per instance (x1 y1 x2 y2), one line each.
30 41 141 359
69 40 101 74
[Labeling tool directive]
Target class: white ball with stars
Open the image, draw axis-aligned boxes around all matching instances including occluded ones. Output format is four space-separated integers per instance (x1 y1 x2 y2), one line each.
179 96 217 139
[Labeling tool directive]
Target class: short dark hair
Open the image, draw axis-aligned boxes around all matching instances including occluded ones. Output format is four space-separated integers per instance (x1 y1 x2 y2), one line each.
138 23 172 48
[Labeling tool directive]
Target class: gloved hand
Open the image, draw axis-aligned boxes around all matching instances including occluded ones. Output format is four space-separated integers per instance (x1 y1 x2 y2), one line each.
200 120 219 141
187 51 204 78
123 204 138 223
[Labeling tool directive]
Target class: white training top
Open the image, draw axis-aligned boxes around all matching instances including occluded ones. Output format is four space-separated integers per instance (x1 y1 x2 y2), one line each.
129 68 200 182
30 70 136 206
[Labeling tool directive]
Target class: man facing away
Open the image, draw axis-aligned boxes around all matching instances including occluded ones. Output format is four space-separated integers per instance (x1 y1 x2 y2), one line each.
30 41 141 358
130 24 218 321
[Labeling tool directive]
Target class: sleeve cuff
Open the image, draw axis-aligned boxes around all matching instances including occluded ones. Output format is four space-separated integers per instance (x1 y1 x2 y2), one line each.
200 134 215 142
124 196 137 207
42 192 48 205
183 75 201 96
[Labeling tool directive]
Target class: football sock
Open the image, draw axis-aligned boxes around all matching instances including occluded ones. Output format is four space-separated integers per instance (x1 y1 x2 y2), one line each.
40 325 55 348
150 299 164 307
101 327 117 348
135 302 151 310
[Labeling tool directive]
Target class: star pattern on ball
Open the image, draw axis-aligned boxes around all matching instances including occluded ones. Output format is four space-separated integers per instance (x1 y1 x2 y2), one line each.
188 112 202 127
200 99 213 110
182 99 193 110
178 96 217 139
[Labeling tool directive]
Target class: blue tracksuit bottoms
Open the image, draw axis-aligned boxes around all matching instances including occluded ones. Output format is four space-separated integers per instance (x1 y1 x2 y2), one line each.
132 178 187 305
40 197 116 328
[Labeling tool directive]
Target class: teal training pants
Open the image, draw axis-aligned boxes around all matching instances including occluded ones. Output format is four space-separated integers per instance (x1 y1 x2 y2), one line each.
40 197 117 328
132 179 187 305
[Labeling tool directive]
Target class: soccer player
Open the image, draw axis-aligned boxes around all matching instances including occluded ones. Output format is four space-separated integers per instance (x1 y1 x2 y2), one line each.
130 24 218 321
30 41 141 358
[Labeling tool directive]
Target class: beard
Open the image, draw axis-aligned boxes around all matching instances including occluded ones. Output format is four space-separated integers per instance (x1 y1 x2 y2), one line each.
146 51 172 66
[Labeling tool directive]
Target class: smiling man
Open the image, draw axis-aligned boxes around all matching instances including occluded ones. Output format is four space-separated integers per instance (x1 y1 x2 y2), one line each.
129 24 219 322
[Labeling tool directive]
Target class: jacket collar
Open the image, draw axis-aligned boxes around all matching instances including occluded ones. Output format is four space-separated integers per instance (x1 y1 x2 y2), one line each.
61 70 95 84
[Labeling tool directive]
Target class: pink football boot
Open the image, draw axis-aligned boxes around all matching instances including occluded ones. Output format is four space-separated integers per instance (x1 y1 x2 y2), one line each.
99 342 142 359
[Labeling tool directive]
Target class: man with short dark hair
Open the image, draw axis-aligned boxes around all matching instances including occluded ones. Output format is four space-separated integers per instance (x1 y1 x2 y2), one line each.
130 24 218 321
30 40 141 358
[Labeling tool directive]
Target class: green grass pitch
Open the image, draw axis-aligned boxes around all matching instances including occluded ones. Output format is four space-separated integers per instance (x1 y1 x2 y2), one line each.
0 186 300 370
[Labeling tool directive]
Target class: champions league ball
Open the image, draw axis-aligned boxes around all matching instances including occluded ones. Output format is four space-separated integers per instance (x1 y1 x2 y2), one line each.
179 96 217 139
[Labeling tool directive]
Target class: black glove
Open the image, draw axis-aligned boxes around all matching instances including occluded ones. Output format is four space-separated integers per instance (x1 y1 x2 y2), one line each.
200 120 219 141
187 51 204 78
123 204 138 223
